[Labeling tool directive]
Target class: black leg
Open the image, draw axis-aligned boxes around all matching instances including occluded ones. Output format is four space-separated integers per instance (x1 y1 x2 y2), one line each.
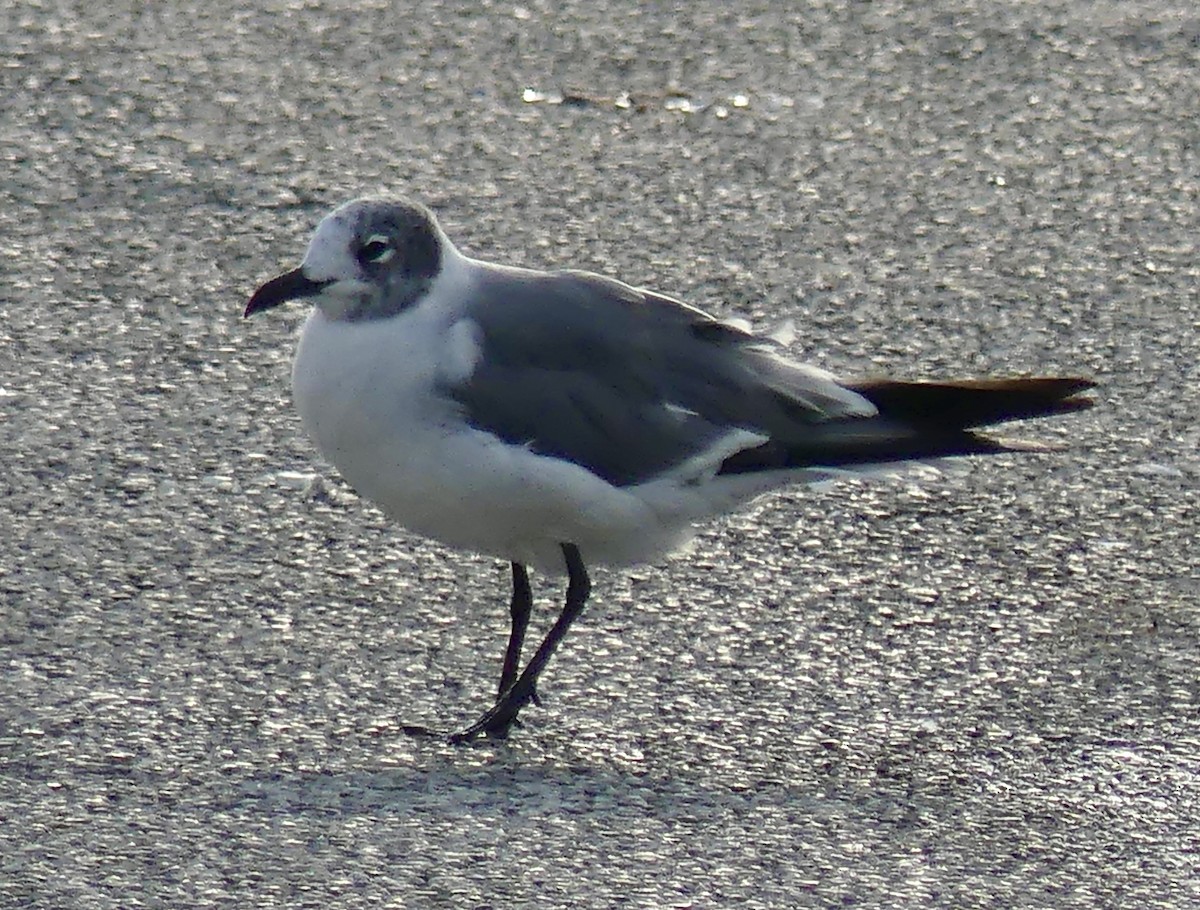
449 543 591 743
498 562 534 699
399 562 534 740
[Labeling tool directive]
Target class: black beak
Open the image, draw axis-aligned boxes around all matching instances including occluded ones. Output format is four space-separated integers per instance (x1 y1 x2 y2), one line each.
244 268 331 317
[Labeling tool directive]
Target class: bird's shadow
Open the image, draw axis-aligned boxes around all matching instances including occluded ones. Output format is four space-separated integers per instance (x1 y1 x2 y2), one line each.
221 739 842 825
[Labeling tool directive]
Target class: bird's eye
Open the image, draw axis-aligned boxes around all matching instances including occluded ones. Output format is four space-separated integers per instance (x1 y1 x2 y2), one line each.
358 235 394 264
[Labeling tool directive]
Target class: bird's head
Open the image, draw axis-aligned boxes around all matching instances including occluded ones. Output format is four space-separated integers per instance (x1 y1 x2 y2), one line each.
244 198 447 323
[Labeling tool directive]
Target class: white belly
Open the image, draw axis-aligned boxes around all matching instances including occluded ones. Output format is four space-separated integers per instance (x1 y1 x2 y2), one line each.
290 309 700 573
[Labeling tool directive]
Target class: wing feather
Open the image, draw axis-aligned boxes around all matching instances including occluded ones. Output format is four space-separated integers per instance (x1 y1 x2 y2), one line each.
445 265 872 485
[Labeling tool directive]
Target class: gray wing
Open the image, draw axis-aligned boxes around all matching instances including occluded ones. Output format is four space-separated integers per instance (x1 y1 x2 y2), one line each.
446 265 873 487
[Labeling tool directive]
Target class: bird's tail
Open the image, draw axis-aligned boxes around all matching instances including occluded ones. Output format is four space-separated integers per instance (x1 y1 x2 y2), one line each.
718 377 1096 474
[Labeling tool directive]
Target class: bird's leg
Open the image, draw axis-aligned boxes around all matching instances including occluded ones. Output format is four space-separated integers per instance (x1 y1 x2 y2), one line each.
497 562 536 703
449 544 591 743
399 563 535 740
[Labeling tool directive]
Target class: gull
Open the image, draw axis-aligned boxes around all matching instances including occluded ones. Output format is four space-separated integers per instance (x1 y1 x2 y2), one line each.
244 197 1094 742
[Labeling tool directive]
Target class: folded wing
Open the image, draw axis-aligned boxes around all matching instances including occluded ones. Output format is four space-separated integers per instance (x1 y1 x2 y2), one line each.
448 264 1094 486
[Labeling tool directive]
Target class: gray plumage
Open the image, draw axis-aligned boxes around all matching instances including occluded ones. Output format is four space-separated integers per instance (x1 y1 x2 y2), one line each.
450 265 879 486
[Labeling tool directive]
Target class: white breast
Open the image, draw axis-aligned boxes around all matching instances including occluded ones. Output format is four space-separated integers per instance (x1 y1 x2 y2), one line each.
289 301 673 573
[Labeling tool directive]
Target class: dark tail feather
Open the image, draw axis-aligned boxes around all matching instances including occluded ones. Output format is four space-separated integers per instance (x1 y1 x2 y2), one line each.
718 376 1096 475
845 377 1096 428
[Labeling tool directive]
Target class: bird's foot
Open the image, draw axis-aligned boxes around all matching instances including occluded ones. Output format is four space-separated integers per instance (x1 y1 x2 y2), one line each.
398 722 445 738
399 681 540 744
497 678 541 707
450 681 541 744
446 705 522 744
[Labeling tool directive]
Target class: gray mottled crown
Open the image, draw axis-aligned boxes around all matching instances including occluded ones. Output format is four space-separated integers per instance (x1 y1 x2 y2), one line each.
310 197 447 322
341 198 443 279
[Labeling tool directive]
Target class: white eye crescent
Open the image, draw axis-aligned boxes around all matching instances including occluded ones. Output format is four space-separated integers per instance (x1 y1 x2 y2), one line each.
358 234 395 264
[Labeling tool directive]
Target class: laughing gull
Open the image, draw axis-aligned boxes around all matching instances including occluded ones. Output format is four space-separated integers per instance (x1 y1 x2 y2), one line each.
245 197 1094 742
